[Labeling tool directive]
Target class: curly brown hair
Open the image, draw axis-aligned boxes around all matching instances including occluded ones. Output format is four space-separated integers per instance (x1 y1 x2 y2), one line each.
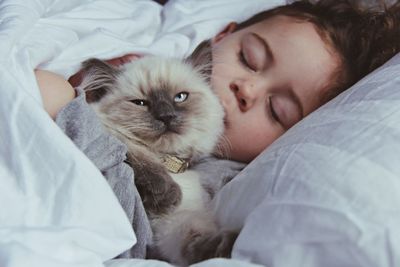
235 0 400 103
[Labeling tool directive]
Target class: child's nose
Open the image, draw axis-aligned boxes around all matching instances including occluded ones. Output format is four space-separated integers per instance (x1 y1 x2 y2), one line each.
230 80 259 112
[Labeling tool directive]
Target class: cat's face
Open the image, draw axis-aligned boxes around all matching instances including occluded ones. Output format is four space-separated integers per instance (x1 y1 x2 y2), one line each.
83 56 224 159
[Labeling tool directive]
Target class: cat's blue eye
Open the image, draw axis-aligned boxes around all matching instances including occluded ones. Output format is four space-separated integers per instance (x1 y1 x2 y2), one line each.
130 99 148 106
174 92 189 103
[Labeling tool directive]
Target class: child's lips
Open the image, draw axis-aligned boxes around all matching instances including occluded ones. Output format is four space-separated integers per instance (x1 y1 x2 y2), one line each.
222 109 230 128
220 97 235 128
223 114 228 125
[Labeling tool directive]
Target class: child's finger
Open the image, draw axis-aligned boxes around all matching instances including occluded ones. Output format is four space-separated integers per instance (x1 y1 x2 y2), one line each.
106 53 143 66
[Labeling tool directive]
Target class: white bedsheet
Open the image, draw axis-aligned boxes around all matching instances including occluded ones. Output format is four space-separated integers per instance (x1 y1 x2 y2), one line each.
0 0 286 266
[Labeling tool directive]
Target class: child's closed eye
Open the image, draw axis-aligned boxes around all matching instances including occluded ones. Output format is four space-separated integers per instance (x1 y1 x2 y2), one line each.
238 50 257 72
268 96 281 124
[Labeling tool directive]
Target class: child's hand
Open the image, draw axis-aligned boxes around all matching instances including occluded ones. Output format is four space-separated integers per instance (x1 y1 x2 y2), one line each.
105 53 142 66
68 53 143 87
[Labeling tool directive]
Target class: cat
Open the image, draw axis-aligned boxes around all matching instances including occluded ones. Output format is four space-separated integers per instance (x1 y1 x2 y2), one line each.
79 50 239 266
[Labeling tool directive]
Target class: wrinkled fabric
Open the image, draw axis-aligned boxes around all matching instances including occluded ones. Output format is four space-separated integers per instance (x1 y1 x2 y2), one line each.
213 54 400 267
55 88 152 259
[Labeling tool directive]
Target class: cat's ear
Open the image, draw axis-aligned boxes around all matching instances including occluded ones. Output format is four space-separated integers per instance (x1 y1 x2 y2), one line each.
80 58 121 103
185 40 212 82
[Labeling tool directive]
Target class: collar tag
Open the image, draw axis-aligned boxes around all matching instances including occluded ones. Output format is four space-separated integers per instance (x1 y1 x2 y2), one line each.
162 155 189 173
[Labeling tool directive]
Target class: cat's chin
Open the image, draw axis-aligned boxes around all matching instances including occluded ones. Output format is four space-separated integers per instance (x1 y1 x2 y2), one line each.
150 134 181 153
153 121 182 135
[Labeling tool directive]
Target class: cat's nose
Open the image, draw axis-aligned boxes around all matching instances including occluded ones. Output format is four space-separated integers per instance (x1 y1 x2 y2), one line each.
153 100 177 127
157 112 176 125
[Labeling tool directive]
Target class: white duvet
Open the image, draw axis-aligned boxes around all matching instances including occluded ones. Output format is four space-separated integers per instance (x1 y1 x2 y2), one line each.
0 0 284 266
3 1 400 267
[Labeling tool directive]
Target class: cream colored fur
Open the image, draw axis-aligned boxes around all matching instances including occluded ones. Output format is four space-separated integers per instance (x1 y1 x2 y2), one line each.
81 56 230 266
89 56 224 160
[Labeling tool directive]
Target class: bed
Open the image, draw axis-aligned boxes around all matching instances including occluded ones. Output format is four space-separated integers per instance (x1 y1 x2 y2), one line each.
1 0 400 267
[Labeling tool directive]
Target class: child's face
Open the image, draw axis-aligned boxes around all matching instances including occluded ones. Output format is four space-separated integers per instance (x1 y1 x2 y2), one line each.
211 15 339 162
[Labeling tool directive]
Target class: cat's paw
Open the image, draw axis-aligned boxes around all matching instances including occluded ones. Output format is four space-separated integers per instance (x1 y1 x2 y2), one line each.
182 229 239 265
136 169 182 215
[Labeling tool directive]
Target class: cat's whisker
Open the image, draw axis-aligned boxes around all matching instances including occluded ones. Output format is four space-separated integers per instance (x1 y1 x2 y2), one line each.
214 134 232 160
212 55 237 68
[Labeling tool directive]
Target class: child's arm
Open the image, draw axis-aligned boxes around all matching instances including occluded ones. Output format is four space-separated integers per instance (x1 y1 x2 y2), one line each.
35 70 76 120
36 53 141 119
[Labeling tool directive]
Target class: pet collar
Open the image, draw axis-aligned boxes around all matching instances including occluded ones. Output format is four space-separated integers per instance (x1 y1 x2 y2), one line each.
161 155 189 173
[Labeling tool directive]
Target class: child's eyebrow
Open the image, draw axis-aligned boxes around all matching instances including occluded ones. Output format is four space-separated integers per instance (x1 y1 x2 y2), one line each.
250 32 274 63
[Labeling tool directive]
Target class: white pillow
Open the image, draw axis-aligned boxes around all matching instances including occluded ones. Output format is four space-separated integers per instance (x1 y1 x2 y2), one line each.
213 53 400 267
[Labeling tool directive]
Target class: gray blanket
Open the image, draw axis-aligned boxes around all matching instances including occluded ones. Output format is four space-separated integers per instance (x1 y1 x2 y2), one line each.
55 88 245 260
55 88 152 259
